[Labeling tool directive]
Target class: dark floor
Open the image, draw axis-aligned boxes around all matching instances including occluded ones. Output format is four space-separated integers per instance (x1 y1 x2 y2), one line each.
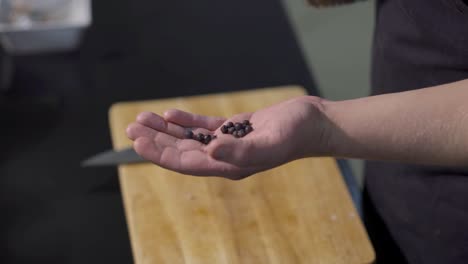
1 1 316 263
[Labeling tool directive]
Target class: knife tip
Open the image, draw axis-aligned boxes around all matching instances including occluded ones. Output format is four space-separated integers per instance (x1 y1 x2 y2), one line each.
80 159 93 167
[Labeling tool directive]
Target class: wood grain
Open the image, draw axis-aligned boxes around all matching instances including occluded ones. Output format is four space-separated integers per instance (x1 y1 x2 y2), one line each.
109 86 375 264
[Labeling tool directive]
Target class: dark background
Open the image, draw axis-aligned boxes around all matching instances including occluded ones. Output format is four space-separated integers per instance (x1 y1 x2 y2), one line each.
0 0 316 263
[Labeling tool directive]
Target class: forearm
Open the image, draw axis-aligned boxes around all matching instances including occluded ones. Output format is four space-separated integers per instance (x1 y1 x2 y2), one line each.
319 79 468 166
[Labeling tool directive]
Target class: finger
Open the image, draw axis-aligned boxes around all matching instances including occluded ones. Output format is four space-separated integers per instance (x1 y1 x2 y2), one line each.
134 136 178 169
151 129 207 151
134 136 240 177
164 109 226 131
126 122 157 140
134 136 194 170
136 111 186 138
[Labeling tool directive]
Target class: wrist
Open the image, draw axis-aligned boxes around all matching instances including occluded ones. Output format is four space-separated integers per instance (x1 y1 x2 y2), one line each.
318 99 341 158
291 95 334 159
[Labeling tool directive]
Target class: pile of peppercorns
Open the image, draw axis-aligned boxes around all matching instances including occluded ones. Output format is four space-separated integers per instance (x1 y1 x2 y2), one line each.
220 120 253 138
184 120 253 145
184 130 217 145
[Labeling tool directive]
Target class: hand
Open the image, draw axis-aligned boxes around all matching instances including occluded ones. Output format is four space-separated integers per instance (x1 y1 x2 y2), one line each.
126 96 328 180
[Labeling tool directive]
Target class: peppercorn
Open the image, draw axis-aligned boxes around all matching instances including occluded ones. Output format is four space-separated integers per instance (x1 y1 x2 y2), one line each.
242 120 250 126
204 135 212 144
228 127 236 134
226 122 234 128
237 129 245 137
244 125 253 134
184 130 194 139
221 125 228 134
197 133 205 142
234 123 243 131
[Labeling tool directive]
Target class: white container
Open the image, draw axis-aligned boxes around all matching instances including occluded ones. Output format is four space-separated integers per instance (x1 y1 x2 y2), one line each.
0 0 91 54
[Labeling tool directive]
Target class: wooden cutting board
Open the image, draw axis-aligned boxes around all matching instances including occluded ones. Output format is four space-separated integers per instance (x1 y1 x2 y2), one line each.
109 86 375 264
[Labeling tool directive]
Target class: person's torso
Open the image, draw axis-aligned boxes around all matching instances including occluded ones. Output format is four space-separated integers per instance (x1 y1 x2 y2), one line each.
368 0 468 263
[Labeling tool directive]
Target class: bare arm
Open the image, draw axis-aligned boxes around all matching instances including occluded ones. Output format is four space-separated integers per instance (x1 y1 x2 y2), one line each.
320 79 468 166
126 79 468 179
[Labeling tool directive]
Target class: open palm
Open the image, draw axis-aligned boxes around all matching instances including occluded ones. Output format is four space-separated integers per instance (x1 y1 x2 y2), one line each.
126 96 325 180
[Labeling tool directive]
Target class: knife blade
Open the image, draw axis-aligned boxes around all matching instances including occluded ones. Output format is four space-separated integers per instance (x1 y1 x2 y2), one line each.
81 147 147 167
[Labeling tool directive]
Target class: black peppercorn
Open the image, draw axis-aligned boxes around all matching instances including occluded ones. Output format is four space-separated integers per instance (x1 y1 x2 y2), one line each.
242 120 250 126
237 129 245 137
184 130 194 139
228 127 235 134
204 135 212 144
244 125 253 134
197 133 205 142
226 122 234 128
234 123 243 131
221 125 228 134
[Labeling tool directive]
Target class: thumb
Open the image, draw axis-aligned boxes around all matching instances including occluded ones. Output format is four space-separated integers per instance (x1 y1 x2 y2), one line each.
209 137 252 166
